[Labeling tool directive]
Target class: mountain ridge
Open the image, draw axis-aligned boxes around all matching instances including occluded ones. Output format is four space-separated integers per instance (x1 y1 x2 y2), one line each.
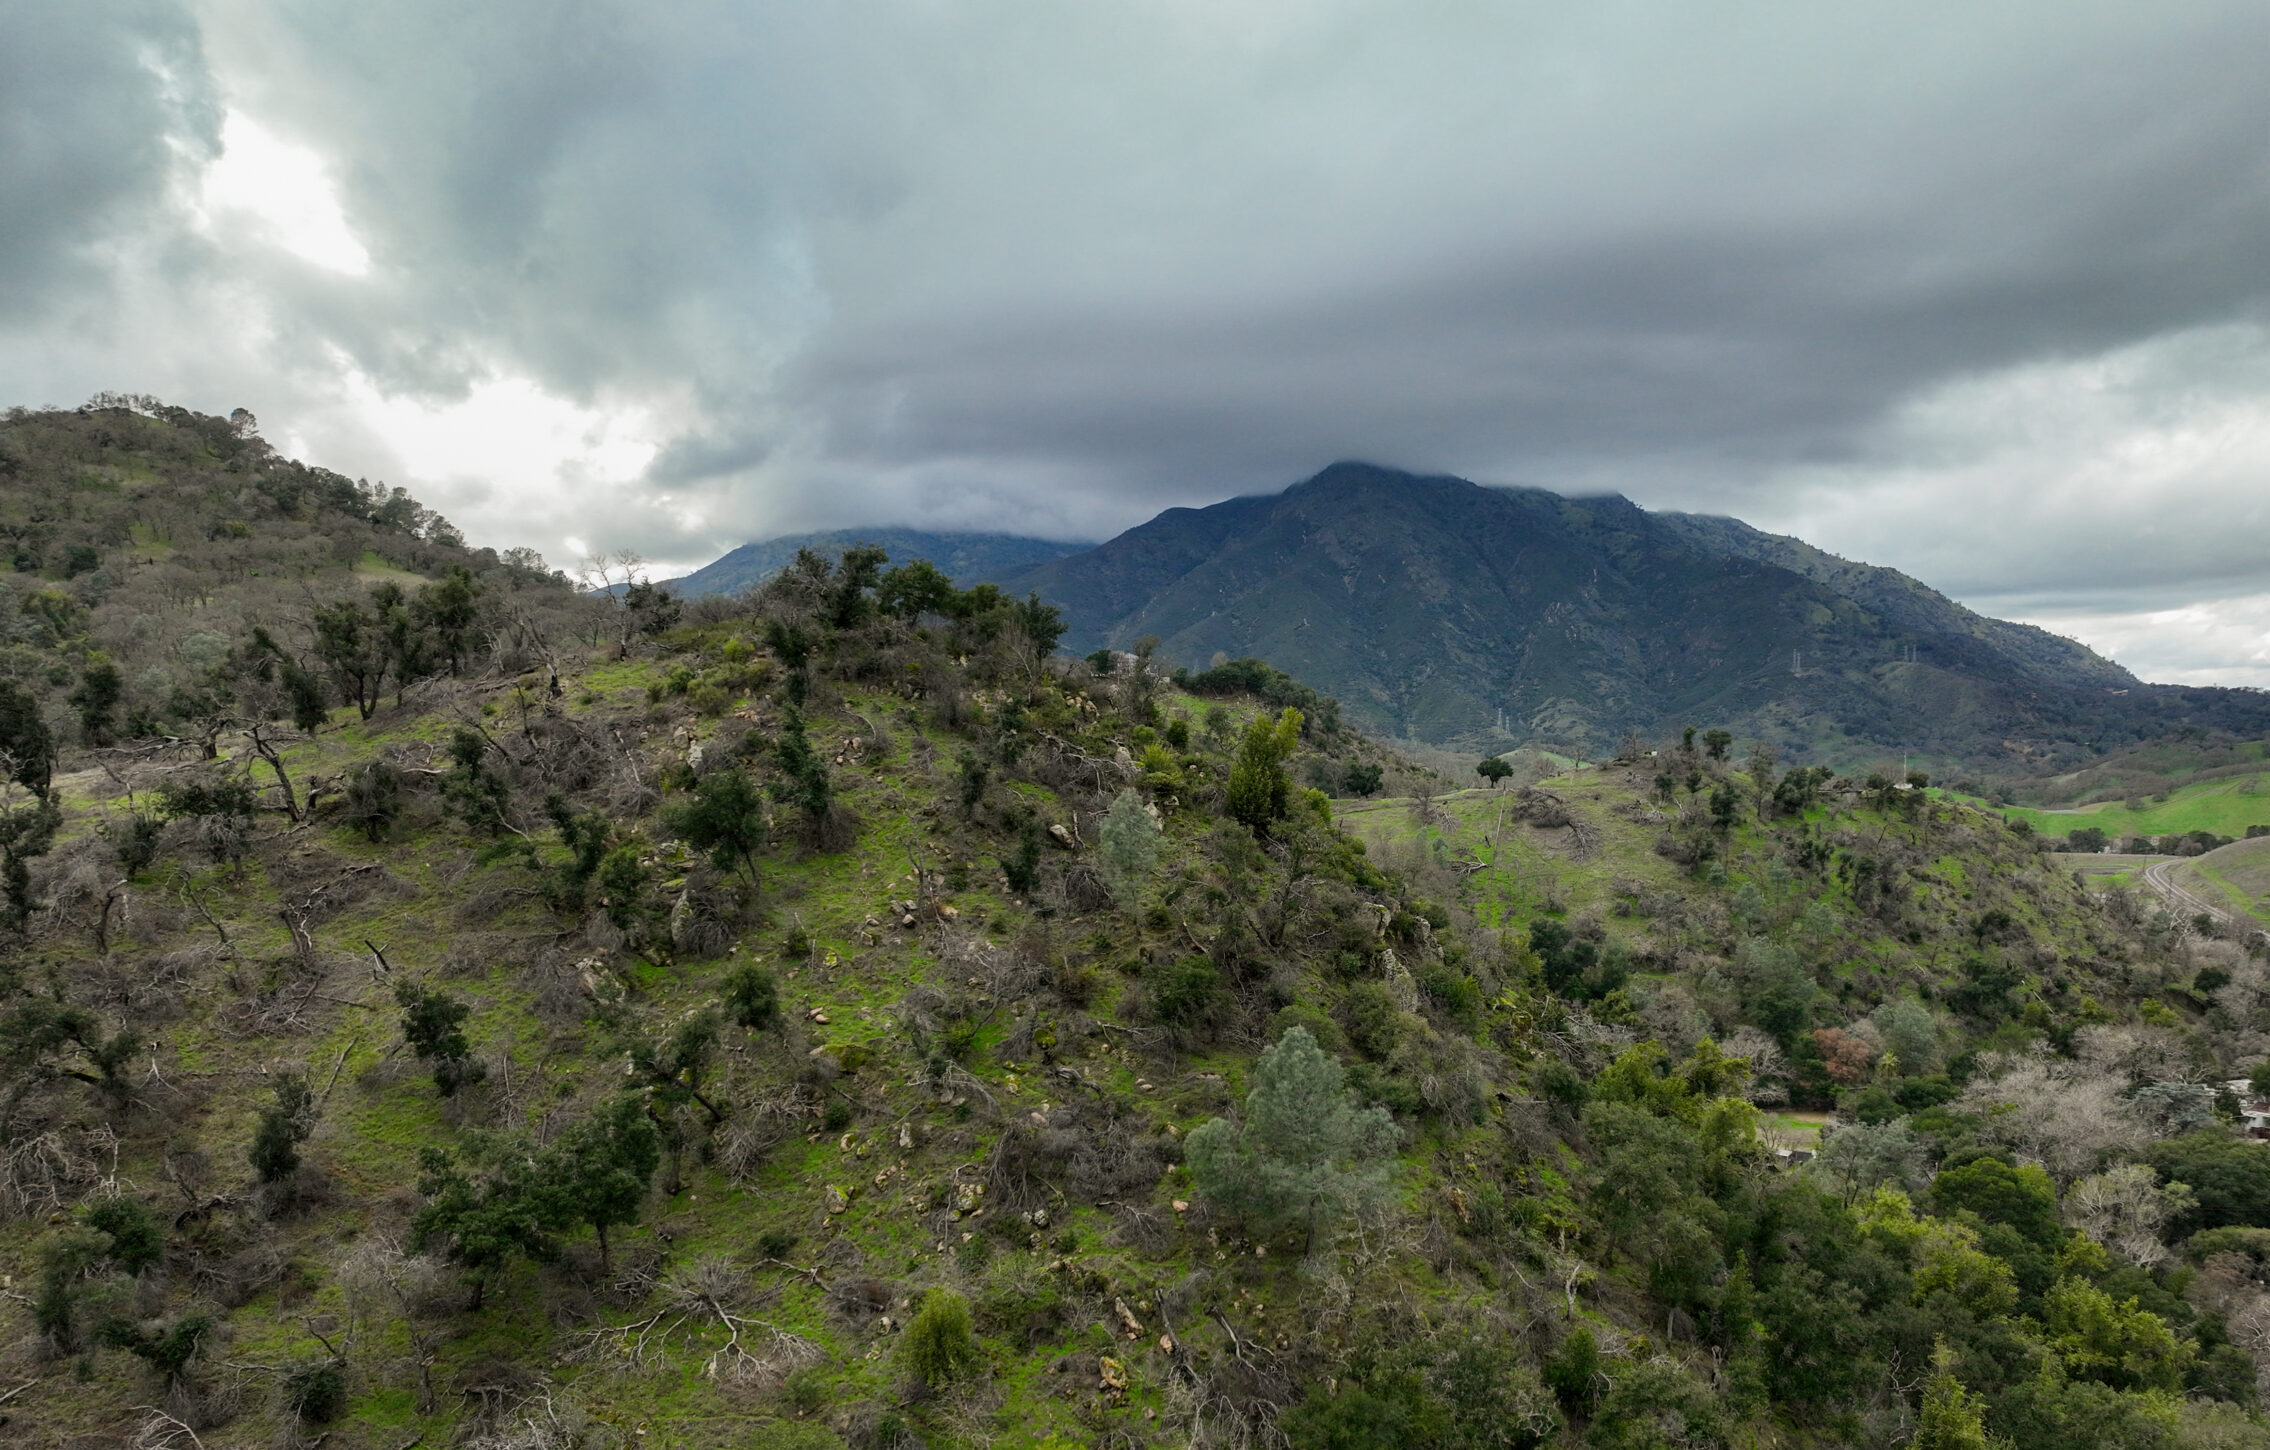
664 527 1085 599
1001 461 2258 767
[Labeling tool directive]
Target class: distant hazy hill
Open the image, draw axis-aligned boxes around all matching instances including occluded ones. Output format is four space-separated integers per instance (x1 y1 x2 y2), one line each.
665 528 1085 597
1002 461 2270 767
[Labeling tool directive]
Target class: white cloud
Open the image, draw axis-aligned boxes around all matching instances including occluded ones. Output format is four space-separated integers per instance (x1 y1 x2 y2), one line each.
1741 324 2270 678
318 363 688 566
1990 592 2270 688
196 110 369 274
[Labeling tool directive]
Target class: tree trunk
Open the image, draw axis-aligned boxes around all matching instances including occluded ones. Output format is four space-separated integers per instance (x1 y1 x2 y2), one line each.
247 727 302 823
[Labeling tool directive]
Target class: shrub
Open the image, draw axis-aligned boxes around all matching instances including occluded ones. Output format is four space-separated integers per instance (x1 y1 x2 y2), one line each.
1002 827 1042 895
1418 965 1482 1031
901 1289 978 1389
1341 982 1403 1060
1226 707 1302 831
98 807 163 876
249 1073 315 1184
83 1196 164 1275
1148 956 1221 1038
96 1313 211 1387
724 962 780 1030
393 982 485 1096
666 766 766 879
342 759 403 842
1544 1327 1603 1416
1281 1383 1424 1450
284 1360 347 1423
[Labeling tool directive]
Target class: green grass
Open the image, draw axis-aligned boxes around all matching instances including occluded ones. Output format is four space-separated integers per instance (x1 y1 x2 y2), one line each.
2052 852 2160 889
1951 771 2270 842
352 549 432 585
2170 837 2270 926
1763 1112 1833 1149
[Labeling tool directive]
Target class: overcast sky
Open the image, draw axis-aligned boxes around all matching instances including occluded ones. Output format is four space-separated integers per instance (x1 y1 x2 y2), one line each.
5 2 2270 684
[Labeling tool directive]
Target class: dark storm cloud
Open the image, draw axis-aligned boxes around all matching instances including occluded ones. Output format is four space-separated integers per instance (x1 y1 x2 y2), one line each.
7 2 2270 678
0 0 217 319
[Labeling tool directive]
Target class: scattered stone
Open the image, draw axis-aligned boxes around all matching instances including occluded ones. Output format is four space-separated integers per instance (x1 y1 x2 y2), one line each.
1114 1296 1145 1338
1171 1200 1188 1213
1048 823 1075 848
1099 1356 1128 1394
824 1185 851 1214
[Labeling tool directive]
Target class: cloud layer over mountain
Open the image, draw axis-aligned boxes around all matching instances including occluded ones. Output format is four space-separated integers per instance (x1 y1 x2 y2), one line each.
5 2 2270 681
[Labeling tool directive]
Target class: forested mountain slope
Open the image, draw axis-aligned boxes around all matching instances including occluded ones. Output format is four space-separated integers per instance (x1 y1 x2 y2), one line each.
6 406 2270 1450
1003 462 2270 770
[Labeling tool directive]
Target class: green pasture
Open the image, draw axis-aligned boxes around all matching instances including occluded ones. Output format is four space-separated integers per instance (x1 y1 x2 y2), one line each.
1952 770 2270 843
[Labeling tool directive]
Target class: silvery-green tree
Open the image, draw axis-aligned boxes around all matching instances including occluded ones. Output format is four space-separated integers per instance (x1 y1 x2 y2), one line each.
1186 1026 1397 1249
1096 788 1161 910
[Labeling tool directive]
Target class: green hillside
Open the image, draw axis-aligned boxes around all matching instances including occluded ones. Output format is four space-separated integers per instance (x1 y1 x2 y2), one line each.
1953 772 2270 847
2173 837 2270 927
10 408 2270 1450
1996 734 2270 810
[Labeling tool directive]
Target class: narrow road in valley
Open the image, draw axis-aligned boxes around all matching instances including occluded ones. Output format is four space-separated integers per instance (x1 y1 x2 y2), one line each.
2140 856 2243 934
